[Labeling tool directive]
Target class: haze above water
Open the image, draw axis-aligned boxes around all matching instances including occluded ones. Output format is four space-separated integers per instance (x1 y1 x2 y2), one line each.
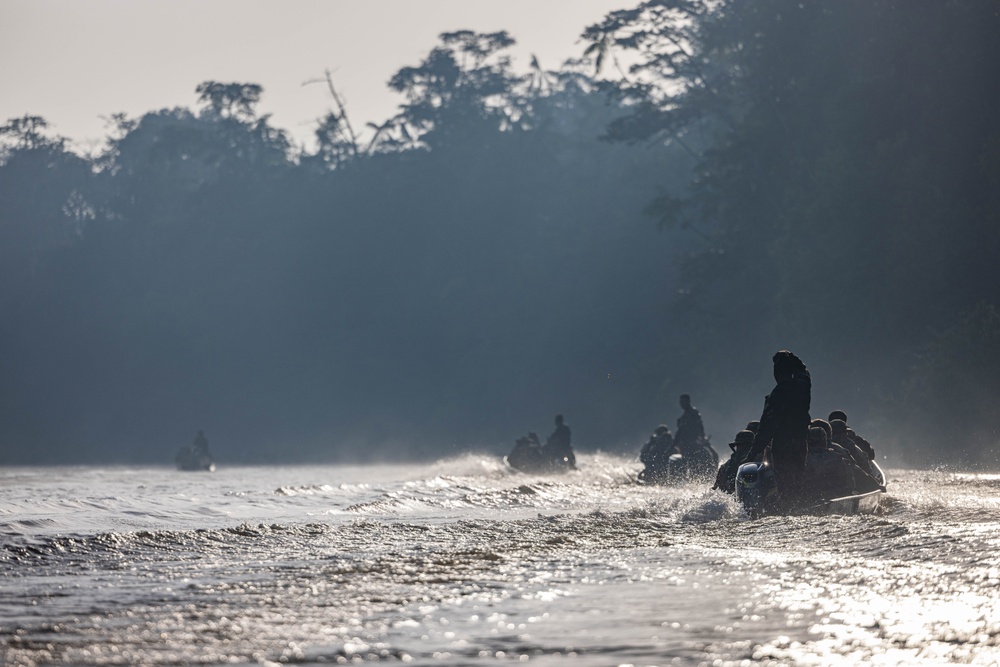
3 3 998 664
1 0 997 471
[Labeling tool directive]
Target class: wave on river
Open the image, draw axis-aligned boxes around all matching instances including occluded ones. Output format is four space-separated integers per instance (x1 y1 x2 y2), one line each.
2 454 999 665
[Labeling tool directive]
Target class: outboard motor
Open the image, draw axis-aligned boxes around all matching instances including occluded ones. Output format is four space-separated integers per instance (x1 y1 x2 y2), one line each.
667 448 718 482
665 452 686 479
735 460 776 518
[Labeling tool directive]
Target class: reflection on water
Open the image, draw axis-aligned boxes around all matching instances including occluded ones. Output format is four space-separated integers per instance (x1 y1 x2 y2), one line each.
2 455 999 665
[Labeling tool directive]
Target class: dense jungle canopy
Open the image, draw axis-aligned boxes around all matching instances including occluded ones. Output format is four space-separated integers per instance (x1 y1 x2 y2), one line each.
2 0 998 467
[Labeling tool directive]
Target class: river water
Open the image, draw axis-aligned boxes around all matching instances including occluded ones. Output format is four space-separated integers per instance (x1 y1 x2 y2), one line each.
2 454 999 666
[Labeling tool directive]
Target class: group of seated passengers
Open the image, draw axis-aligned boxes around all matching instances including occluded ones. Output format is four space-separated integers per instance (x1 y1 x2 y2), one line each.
713 410 883 498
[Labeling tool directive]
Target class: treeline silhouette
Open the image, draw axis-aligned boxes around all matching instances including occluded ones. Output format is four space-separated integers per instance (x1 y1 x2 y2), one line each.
583 0 1000 467
0 32 694 463
2 2 998 467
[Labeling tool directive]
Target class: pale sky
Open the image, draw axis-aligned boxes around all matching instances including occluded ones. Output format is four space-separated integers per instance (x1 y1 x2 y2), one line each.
1 0 629 152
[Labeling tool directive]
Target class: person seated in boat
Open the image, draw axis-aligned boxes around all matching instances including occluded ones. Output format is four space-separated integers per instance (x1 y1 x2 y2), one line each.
809 417 880 488
544 414 575 468
829 419 883 492
640 424 675 481
829 419 872 471
507 432 548 472
713 429 756 493
745 420 760 435
810 418 832 441
803 426 856 501
740 351 812 501
811 418 854 459
828 410 876 461
513 432 543 452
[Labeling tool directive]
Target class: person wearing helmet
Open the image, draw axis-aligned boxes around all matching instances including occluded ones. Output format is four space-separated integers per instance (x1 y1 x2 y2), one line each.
639 424 674 482
830 419 883 492
713 429 756 493
830 419 868 469
545 414 575 469
810 418 833 442
803 425 855 501
828 410 876 461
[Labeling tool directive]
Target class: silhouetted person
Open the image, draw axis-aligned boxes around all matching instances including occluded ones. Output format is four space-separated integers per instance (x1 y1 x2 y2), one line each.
829 419 870 470
193 430 210 456
674 394 706 457
713 429 756 493
828 410 876 461
810 418 833 443
176 430 213 471
545 414 575 468
742 351 812 501
745 420 761 434
830 419 883 492
639 424 674 482
803 426 855 501
811 418 864 471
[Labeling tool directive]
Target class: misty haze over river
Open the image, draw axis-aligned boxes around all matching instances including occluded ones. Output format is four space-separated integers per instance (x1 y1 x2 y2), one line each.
2 0 999 664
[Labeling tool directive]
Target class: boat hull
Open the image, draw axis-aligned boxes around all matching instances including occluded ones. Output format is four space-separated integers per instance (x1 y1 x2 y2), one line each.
175 447 215 472
736 460 885 517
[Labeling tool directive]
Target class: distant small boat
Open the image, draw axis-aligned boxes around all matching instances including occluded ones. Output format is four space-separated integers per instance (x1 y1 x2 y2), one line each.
504 435 576 474
638 449 718 485
175 446 215 472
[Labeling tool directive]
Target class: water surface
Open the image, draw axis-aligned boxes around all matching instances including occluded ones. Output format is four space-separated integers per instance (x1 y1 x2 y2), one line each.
2 455 999 665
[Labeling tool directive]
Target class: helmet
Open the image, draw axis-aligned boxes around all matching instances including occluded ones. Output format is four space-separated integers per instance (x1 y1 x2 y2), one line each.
828 410 848 423
811 418 833 440
729 430 754 451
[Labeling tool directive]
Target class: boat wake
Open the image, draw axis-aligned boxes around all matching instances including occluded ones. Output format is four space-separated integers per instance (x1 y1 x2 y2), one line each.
4 458 1000 666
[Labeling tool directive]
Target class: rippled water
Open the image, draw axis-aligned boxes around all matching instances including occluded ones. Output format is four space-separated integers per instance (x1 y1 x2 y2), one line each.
2 454 999 666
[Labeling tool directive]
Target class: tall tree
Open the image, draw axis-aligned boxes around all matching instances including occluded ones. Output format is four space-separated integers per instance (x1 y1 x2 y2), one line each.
387 31 527 149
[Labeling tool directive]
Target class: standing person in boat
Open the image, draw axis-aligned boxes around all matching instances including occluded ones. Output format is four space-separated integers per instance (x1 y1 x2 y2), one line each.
672 395 719 477
674 394 706 458
193 430 210 457
545 414 576 469
740 350 812 501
